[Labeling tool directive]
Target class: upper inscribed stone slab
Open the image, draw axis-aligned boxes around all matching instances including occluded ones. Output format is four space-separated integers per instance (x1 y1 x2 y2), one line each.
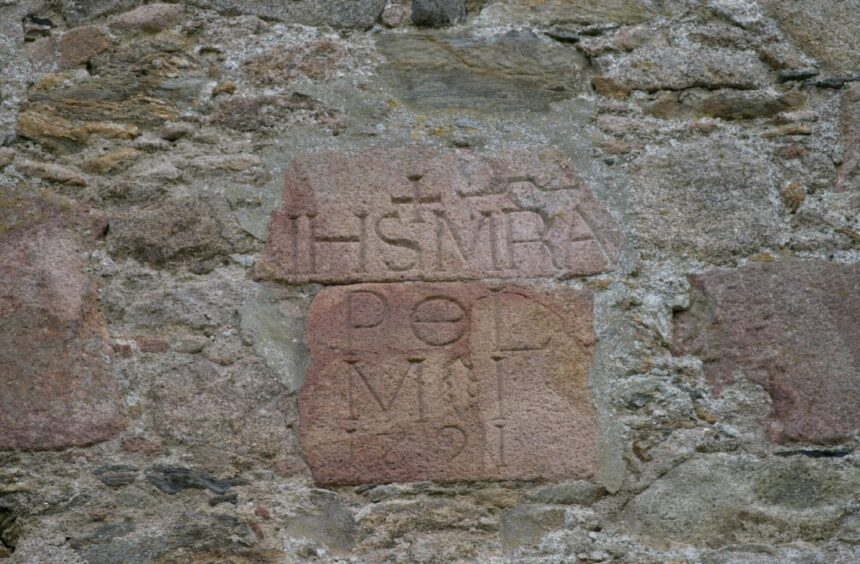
256 147 622 284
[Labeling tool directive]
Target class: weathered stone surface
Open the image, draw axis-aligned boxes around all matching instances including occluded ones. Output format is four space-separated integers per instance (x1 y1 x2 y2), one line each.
240 286 309 393
60 0 140 24
476 0 674 26
760 0 860 73
107 197 231 272
211 93 340 133
3 1 858 561
708 0 763 29
21 30 196 132
284 490 357 554
108 3 183 32
381 1 409 27
0 148 13 169
501 505 566 550
524 480 605 506
591 76 631 100
23 36 58 72
672 260 860 444
650 89 806 121
625 454 860 545
15 158 87 185
257 148 621 284
82 147 140 175
16 109 140 152
837 84 860 192
377 31 587 112
0 1 32 144
66 511 262 563
16 111 86 146
412 0 466 27
300 283 597 485
357 496 497 559
103 269 244 333
0 193 124 450
148 358 293 463
190 0 386 28
604 46 770 92
241 38 349 86
94 464 139 488
626 134 780 261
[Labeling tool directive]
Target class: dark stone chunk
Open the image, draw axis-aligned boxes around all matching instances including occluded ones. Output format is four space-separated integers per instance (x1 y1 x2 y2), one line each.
811 76 860 89
545 28 580 43
775 448 853 458
778 68 818 82
411 0 466 27
0 506 15 554
145 466 248 495
23 14 55 39
94 464 139 488
209 493 239 506
580 23 620 36
25 15 55 27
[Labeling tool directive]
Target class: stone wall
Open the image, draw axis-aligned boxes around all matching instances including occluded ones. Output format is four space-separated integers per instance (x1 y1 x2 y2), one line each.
0 1 858 562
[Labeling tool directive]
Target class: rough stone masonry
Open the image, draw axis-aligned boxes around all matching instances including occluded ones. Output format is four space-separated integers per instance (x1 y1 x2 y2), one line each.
0 1 858 563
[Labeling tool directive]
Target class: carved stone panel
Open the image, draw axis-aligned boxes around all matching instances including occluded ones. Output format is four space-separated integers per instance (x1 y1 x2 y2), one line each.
256 148 622 284
299 283 598 485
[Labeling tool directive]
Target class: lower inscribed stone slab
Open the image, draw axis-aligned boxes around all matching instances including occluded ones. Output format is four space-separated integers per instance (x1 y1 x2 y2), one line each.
299 283 598 485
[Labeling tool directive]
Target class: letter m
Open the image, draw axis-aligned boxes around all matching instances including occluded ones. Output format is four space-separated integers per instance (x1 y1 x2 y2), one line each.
344 359 425 420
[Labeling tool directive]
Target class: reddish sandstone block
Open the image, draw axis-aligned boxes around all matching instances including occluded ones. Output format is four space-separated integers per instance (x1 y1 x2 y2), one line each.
25 25 110 71
24 36 59 72
0 193 124 450
672 260 860 444
58 25 110 69
300 283 598 485
109 3 184 33
256 148 622 284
